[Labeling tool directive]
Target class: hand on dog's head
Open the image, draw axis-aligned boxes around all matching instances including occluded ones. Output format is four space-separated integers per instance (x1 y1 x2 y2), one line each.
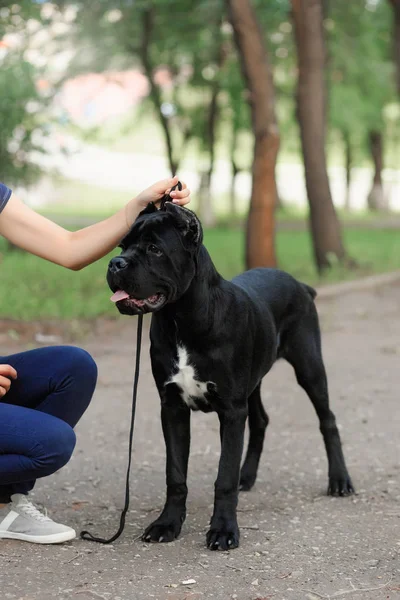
107 202 203 316
138 201 203 246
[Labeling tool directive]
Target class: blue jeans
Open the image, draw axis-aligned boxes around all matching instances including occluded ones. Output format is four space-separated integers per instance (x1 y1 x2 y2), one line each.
0 346 97 502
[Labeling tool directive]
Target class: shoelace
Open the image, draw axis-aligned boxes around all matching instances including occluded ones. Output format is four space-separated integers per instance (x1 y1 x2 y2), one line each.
18 501 51 523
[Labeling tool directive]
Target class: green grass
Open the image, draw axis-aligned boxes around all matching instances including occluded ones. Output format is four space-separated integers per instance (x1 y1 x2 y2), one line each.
0 227 399 321
40 178 135 219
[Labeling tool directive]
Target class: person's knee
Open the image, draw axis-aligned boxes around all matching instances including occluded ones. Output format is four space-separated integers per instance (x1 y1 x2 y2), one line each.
54 346 98 395
33 420 76 476
54 423 77 469
67 347 97 387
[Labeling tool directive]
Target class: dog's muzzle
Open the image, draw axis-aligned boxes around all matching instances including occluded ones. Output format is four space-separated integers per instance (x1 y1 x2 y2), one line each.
108 256 128 274
107 258 167 315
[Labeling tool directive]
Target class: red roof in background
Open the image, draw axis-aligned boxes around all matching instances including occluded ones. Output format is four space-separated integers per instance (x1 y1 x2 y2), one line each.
58 68 172 125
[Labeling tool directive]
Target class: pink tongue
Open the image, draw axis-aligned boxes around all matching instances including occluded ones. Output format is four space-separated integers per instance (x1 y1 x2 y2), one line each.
110 290 130 303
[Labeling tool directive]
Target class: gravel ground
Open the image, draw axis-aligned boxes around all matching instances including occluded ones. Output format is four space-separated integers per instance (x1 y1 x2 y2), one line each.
1 282 399 600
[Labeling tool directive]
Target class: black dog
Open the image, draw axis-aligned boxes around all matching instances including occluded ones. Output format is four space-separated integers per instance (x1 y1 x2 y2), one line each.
107 202 354 551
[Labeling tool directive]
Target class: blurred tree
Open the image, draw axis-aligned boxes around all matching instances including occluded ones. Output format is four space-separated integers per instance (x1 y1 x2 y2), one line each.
0 59 42 185
226 0 279 269
0 1 50 252
389 0 400 95
329 0 394 212
220 56 251 218
367 130 386 211
0 2 46 187
186 4 226 227
60 0 228 226
138 6 179 176
292 0 347 273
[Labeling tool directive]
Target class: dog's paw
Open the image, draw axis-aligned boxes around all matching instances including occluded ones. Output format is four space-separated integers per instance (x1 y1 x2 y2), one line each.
142 518 183 543
327 473 355 497
239 471 256 492
206 519 240 551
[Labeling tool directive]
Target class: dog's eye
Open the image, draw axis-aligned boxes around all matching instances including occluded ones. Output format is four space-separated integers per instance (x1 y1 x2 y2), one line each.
147 244 163 257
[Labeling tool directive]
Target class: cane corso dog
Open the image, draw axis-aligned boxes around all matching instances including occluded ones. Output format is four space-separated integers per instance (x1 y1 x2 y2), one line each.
107 202 354 551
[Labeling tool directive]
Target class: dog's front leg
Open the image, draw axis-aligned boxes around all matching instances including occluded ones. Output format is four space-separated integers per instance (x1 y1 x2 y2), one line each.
142 397 190 544
207 407 247 551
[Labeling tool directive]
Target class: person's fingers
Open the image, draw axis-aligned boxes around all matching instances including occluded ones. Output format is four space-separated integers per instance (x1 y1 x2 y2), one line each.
155 176 186 195
171 190 190 205
0 376 12 393
159 176 179 194
170 188 190 198
0 386 7 397
170 180 187 192
0 364 17 379
174 197 190 205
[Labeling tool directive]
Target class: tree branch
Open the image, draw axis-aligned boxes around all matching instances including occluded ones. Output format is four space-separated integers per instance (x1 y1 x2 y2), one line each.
138 6 178 175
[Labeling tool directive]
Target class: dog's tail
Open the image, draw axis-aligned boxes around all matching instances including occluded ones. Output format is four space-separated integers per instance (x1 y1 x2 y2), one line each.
302 282 317 301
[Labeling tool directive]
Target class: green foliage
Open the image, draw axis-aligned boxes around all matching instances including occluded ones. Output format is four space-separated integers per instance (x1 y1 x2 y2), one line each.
1 0 399 184
0 57 43 184
64 0 227 132
328 0 396 160
51 0 400 171
0 2 48 185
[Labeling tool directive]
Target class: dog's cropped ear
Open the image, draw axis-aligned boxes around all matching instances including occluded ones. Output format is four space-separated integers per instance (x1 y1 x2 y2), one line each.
138 202 157 218
119 202 157 249
165 202 202 247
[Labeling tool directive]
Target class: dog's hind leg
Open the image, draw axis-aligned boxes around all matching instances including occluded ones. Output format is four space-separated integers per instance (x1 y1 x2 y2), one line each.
283 306 354 496
239 383 269 492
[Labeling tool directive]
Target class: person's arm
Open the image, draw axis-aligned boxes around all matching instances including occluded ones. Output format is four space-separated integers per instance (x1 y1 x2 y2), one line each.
0 177 190 271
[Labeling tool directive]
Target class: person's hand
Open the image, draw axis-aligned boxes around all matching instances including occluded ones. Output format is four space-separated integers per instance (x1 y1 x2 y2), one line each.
127 176 190 222
0 364 17 397
135 176 190 208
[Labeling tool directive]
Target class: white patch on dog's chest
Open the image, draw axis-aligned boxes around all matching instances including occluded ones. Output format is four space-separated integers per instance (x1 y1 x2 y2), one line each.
167 346 213 409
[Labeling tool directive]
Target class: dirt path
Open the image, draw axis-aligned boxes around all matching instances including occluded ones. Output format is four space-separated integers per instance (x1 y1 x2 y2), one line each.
1 283 399 600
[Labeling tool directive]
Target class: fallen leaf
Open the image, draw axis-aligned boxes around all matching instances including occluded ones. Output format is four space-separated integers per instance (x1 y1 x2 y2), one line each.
71 501 89 511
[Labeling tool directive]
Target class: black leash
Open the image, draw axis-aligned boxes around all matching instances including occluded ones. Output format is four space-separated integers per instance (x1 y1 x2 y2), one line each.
159 180 182 209
80 181 182 544
80 314 143 544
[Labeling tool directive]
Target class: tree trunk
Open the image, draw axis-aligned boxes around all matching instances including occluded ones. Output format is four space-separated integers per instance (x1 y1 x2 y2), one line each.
226 0 279 269
229 110 241 219
229 161 239 218
197 29 225 228
230 138 239 219
201 82 218 228
292 0 347 273
198 171 215 227
139 8 178 175
389 0 400 96
367 131 387 211
343 131 352 211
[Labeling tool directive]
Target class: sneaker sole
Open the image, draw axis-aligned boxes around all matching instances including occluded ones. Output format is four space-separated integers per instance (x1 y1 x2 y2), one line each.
0 529 76 544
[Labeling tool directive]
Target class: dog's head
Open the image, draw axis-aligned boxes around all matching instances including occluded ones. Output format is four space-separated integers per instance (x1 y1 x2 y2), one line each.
107 202 203 315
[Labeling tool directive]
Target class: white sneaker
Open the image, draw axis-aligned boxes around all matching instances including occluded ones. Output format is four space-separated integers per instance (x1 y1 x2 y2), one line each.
0 494 76 544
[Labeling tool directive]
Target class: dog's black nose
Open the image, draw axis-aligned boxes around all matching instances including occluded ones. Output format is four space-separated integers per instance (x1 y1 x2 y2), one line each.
108 257 128 273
